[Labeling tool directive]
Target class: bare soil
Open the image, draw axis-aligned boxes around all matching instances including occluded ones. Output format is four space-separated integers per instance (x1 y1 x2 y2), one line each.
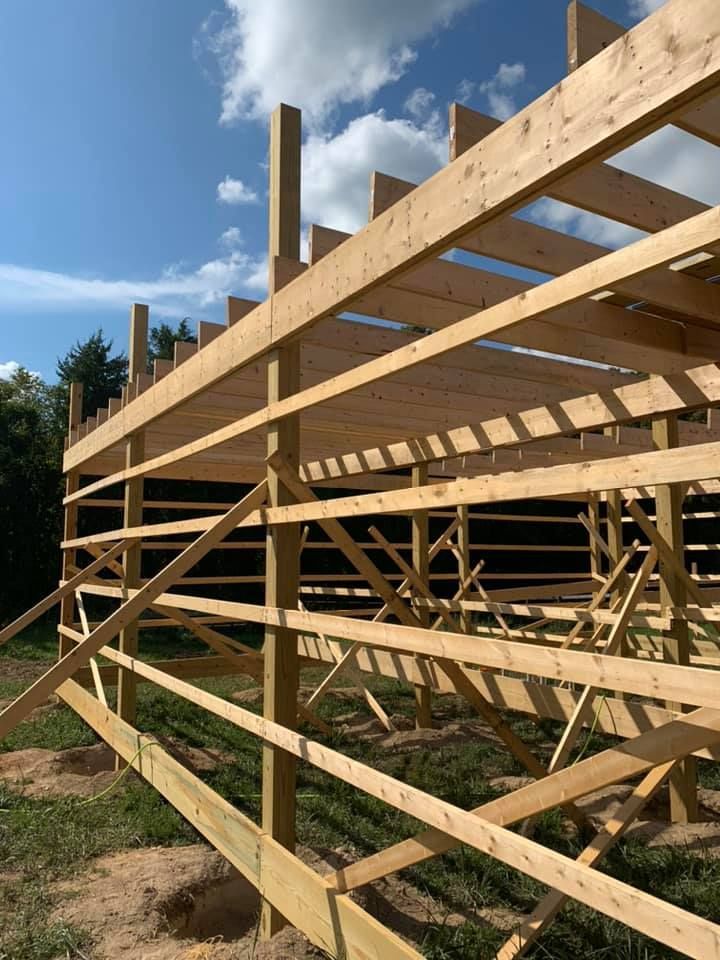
52 845 323 960
0 739 234 799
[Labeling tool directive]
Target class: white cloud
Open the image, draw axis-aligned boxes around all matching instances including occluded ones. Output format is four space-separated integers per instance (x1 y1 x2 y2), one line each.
529 125 720 251
0 360 22 380
217 175 258 204
0 250 267 319
628 0 666 17
207 0 478 129
458 62 526 120
301 110 446 233
404 87 435 120
219 225 243 249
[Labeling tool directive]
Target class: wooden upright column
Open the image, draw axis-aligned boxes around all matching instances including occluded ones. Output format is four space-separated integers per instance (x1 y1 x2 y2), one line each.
116 304 148 747
653 415 697 823
59 382 83 657
457 505 471 633
412 464 432 728
261 103 302 939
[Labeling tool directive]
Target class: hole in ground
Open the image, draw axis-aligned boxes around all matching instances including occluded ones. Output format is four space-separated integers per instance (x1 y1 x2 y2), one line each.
161 871 260 942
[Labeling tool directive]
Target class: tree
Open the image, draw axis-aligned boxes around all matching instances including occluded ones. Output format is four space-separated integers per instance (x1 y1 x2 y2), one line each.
0 368 63 621
56 329 127 420
147 318 196 368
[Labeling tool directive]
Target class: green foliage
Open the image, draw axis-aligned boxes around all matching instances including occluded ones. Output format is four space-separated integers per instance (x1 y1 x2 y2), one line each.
147 318 196 367
0 370 64 622
0 329 132 624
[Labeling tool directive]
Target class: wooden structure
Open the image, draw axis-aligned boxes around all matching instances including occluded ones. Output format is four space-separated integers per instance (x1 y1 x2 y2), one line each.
4 2 720 955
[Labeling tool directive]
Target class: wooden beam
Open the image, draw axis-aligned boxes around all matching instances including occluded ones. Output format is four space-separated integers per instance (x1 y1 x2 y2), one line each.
567 0 720 146
0 482 267 740
651 416 698 823
60 654 720 958
63 2 720 473
300 362 720 483
64 204 720 503
58 680 418 960
411 464 432 727
117 303 148 746
262 101 302 939
59 381 83 656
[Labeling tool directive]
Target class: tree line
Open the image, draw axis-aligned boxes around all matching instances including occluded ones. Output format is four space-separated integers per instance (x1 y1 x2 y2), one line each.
0 321 195 623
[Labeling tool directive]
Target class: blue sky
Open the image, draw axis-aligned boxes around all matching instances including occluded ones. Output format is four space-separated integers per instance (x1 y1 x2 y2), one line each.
0 0 705 381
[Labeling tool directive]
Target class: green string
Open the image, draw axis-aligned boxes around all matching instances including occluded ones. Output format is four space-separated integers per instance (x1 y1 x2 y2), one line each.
572 693 607 766
78 740 160 806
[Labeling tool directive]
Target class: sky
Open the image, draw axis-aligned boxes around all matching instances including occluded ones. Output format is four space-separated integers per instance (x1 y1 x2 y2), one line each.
0 0 716 382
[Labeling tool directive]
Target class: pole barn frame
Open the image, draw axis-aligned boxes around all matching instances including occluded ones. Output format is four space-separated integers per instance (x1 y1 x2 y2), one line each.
4 2 720 956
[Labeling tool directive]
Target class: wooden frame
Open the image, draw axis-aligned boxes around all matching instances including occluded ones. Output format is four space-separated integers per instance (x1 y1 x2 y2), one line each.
4 2 720 955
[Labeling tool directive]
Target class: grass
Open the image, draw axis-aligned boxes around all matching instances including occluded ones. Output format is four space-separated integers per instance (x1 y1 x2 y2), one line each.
2 620 720 958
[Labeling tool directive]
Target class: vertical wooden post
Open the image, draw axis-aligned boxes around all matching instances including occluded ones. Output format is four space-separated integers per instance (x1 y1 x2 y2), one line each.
587 495 602 580
412 464 432 728
261 102 302 940
456 505 471 633
59 382 83 657
653 414 697 823
116 303 148 749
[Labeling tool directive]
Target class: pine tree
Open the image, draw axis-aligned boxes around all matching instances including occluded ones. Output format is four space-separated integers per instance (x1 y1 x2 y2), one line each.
56 329 128 419
147 318 196 367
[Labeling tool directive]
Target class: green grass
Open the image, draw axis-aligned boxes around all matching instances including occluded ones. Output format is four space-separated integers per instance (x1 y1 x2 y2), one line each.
2 621 720 958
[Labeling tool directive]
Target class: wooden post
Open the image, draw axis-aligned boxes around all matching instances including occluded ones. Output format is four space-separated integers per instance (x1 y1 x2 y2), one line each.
587 494 602 580
116 303 148 749
59 382 83 657
261 102 302 940
603 428 629 698
412 465 432 728
653 414 697 823
456 505 471 633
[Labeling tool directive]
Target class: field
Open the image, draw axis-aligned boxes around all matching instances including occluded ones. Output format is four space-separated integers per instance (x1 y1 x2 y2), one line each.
2 621 720 960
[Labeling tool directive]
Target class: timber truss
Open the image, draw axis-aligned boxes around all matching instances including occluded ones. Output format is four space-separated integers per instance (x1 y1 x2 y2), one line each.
4 2 720 956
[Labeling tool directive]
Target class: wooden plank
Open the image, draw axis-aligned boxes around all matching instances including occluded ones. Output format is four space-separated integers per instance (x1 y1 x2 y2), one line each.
0 482 267 740
497 759 677 959
0 540 134 648
59 381 84 656
64 649 720 959
567 0 720 146
332 703 720 897
63 2 720 473
64 204 720 503
262 101 302 939
117 303 148 739
411 464 432 727
58 680 417 960
79 583 720 710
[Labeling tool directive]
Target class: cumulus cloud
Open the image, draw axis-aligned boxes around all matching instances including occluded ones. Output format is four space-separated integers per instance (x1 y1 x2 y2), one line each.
219 225 243 249
0 249 267 319
207 0 478 129
458 62 526 120
628 0 667 17
0 360 22 380
301 110 446 233
404 87 436 120
217 175 258 204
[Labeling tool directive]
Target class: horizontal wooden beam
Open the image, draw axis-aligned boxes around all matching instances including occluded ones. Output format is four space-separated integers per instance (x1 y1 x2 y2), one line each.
63 1 720 473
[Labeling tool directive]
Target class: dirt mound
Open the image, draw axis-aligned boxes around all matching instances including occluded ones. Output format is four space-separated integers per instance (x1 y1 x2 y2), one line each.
52 845 323 959
0 740 234 799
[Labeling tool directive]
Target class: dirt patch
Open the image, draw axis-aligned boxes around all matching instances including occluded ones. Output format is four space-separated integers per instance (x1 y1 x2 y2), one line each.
52 844 323 959
335 714 518 753
0 740 234 799
0 656 52 684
